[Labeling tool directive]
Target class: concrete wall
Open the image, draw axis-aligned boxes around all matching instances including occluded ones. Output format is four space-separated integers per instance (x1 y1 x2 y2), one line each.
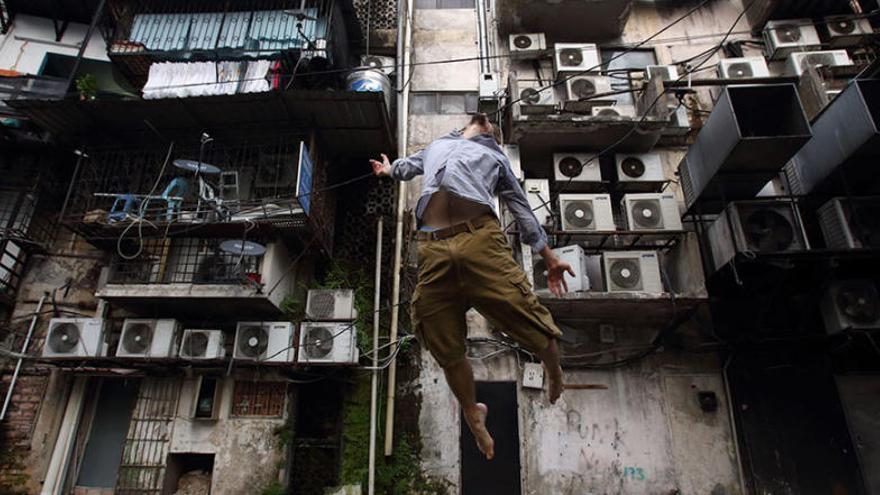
412 10 479 92
0 14 109 74
170 375 288 495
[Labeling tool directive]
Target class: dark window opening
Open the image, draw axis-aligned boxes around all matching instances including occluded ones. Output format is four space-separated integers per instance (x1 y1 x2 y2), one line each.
162 453 215 495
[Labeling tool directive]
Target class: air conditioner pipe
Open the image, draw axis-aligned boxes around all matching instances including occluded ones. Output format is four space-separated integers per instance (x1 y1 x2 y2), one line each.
385 0 414 457
0 294 46 421
475 0 491 74
368 216 383 495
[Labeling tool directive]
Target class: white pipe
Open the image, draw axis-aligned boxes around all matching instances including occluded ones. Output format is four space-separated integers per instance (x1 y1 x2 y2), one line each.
41 376 88 495
368 216 383 495
1 294 46 421
384 0 414 457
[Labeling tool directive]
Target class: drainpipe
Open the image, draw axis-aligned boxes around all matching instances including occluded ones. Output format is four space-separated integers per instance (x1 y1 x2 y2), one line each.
0 294 46 421
368 216 383 495
384 0 414 457
475 0 490 74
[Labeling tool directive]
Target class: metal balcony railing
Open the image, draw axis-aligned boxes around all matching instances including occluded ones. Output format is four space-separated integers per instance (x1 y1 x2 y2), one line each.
108 237 263 285
0 75 68 116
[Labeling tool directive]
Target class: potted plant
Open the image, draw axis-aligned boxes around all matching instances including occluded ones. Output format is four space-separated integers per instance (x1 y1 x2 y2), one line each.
75 74 98 100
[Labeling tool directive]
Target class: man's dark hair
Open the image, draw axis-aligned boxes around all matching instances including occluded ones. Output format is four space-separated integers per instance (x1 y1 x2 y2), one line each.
468 113 502 143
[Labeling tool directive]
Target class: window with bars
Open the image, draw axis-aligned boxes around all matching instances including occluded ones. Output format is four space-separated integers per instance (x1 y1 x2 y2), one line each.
410 92 479 114
415 0 475 8
231 381 287 417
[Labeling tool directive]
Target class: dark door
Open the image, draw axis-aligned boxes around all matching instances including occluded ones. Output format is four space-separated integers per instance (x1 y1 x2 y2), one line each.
461 381 522 495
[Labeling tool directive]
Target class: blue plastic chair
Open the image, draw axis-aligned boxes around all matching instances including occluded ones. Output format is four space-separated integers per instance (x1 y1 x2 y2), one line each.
144 177 189 221
107 194 140 223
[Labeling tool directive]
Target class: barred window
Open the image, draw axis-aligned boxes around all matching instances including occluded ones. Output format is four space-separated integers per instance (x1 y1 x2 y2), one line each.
411 92 479 114
231 381 286 417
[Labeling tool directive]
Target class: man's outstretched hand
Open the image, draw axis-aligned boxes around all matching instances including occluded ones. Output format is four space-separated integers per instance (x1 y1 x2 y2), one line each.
370 153 392 177
540 246 575 297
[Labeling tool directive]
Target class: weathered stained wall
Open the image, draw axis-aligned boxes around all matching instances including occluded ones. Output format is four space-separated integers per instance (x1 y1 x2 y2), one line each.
412 9 478 92
0 14 109 75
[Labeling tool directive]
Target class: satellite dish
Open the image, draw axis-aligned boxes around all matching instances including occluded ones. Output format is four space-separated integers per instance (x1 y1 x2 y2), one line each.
220 240 267 257
174 159 222 175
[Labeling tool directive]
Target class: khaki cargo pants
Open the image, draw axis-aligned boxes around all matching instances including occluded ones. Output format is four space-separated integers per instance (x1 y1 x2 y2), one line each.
411 215 563 368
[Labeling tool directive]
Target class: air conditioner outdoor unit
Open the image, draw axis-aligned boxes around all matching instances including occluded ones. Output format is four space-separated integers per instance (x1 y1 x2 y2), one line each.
509 33 547 58
179 329 226 360
233 322 294 363
591 105 635 118
821 280 880 334
764 19 822 60
706 200 808 273
564 75 612 105
622 193 683 232
558 194 616 232
717 57 771 79
817 197 880 249
646 65 679 81
603 251 663 293
615 153 665 190
663 105 691 136
512 78 556 115
306 289 358 321
553 43 601 76
360 54 396 75
786 50 853 77
298 322 359 365
523 179 553 226
824 15 875 48
530 244 599 294
553 152 602 184
503 144 523 181
42 318 107 358
117 319 181 358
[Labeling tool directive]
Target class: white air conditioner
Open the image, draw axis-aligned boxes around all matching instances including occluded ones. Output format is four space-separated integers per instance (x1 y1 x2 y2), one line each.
786 50 853 77
622 193 683 232
825 15 875 48
706 200 808 273
564 75 612 103
233 322 294 363
179 329 226 360
553 43 601 75
818 197 880 249
509 33 547 58
479 72 500 99
591 105 635 118
42 318 106 358
558 194 615 232
512 79 556 115
523 179 553 227
298 322 359 365
763 19 822 60
530 244 600 294
821 280 880 334
117 319 181 358
603 251 663 293
502 144 523 181
306 289 358 321
615 153 665 187
646 65 679 81
717 57 771 79
553 152 602 184
361 54 395 75
663 105 691 136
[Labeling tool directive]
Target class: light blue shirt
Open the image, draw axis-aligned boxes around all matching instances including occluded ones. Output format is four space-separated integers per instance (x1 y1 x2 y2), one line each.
391 130 549 253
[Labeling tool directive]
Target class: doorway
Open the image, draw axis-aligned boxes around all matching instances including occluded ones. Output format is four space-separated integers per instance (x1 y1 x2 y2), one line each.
460 381 522 495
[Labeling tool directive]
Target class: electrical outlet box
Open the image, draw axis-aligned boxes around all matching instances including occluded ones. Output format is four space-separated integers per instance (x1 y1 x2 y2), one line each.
599 324 616 344
522 362 544 389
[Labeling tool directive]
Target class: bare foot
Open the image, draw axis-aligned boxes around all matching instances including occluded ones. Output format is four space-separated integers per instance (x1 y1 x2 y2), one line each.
465 403 495 460
545 364 564 404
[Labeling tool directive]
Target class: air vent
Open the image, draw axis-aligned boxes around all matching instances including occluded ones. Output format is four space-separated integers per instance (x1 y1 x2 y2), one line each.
821 280 880 333
553 153 601 184
233 322 294 363
603 251 663 293
553 43 600 75
615 153 665 190
786 50 853 77
298 322 358 365
306 289 358 321
528 244 599 294
117 319 181 359
717 57 771 79
763 19 822 59
623 193 682 232
42 318 106 358
825 15 875 48
179 329 225 360
558 194 615 232
509 33 546 58
818 197 880 249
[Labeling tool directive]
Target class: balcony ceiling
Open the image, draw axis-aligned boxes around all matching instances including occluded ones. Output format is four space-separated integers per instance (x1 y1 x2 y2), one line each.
497 0 633 42
3 0 103 24
8 90 394 158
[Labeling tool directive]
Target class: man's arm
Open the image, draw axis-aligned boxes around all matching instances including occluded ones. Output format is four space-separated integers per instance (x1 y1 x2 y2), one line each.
497 161 574 296
370 150 426 181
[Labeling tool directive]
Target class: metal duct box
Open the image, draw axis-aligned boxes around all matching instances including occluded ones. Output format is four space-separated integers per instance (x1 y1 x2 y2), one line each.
787 79 880 196
680 84 811 212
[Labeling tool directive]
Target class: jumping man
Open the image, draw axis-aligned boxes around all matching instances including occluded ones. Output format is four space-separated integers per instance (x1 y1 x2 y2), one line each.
370 113 572 460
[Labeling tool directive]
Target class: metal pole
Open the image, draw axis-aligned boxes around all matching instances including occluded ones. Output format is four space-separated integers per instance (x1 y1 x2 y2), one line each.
368 216 383 495
63 0 107 92
58 149 86 224
0 294 46 421
384 0 413 457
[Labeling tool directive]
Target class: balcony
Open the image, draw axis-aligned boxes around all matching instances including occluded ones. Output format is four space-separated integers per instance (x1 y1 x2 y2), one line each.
98 237 298 317
105 0 359 89
495 0 633 41
0 75 67 118
60 136 336 255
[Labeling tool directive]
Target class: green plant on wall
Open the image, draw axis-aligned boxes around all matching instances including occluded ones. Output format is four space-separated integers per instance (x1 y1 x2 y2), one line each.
75 74 98 100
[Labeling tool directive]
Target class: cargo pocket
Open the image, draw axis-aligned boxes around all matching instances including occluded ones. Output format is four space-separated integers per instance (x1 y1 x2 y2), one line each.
510 272 562 338
409 288 423 339
510 271 533 297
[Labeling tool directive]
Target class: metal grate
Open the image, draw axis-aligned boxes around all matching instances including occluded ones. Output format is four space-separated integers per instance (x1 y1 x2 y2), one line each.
115 377 181 494
109 237 263 285
231 381 286 417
